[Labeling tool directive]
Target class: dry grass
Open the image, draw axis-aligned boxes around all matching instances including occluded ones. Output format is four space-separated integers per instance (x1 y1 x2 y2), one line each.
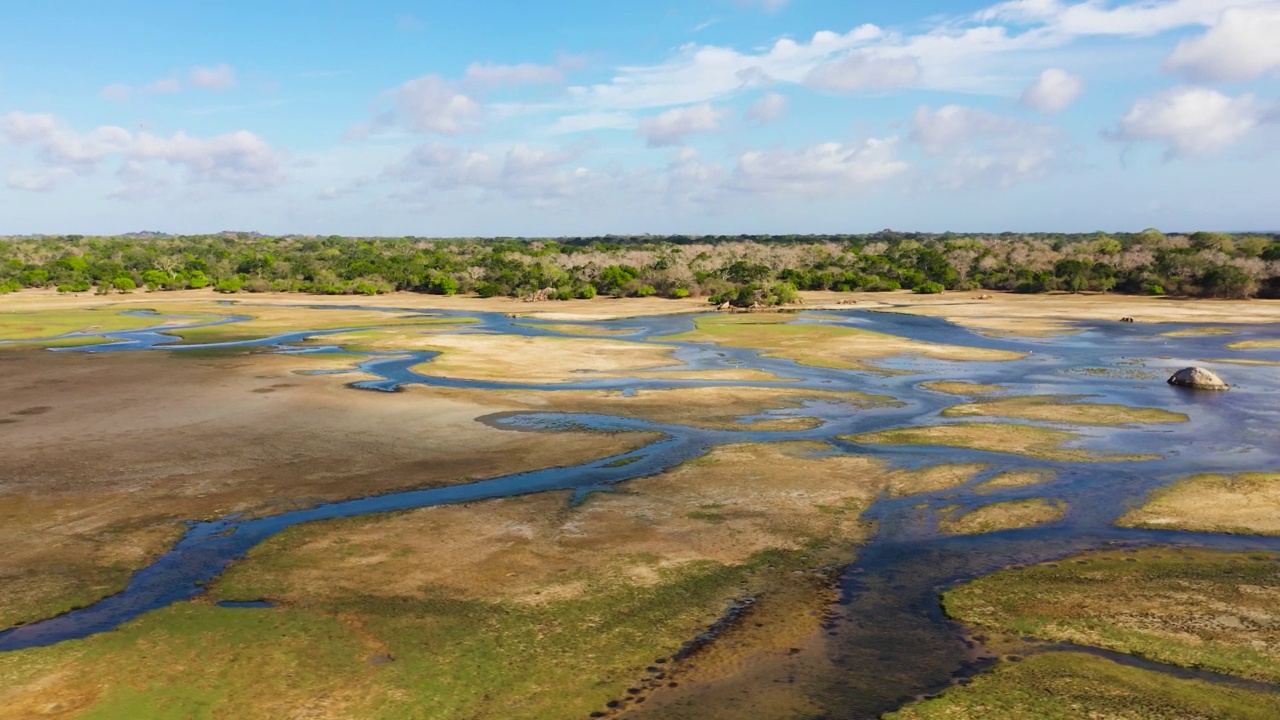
940 395 1188 426
409 333 681 383
944 547 1280 684
1117 473 1280 535
973 469 1056 493
938 499 1066 535
1227 339 1280 350
845 423 1159 462
665 313 1024 372
0 350 655 630
487 385 896 430
1161 327 1238 337
921 381 1006 396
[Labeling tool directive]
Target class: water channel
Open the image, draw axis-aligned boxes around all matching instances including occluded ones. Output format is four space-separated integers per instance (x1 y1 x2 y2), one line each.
2 303 1279 718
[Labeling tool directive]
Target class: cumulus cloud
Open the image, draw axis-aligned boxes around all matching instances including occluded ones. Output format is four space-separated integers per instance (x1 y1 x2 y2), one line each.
0 111 287 193
1020 68 1084 114
1164 7 1280 82
388 141 598 201
910 104 1067 188
377 75 482 135
746 92 789 123
100 83 132 102
804 52 921 92
729 138 908 194
189 64 236 90
636 104 726 147
147 77 182 94
1110 87 1264 158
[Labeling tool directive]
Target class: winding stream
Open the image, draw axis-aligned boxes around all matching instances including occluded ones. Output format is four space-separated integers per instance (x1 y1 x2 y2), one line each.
3 302 1279 718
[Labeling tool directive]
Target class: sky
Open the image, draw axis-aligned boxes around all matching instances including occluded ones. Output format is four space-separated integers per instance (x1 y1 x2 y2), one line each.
0 0 1278 236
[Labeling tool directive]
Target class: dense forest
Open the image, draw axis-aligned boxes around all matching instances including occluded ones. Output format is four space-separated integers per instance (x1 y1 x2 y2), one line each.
2 231 1278 306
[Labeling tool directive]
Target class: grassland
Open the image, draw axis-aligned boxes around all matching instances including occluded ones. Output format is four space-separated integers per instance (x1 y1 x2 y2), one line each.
943 548 1280 683
940 395 1188 426
1161 326 1239 337
1227 339 1280 350
1117 473 1280 535
886 651 1280 719
0 443 986 719
938 499 1066 535
663 314 1024 372
0 307 218 341
973 469 1056 493
845 423 1160 462
920 381 1006 395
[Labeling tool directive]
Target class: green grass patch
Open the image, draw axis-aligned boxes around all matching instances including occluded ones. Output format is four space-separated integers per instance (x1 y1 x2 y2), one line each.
943 548 1280 684
0 308 209 340
887 651 1280 719
940 395 1188 426
845 423 1159 462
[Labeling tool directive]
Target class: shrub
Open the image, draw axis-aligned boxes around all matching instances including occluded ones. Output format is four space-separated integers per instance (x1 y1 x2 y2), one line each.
669 287 690 299
112 277 137 293
214 277 243 294
914 282 945 294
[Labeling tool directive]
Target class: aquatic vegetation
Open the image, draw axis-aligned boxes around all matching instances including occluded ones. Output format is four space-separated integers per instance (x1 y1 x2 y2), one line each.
845 423 1160 462
886 651 1280 719
940 395 1188 426
1118 473 1280 536
664 314 1025 371
973 469 1056 493
938 499 1066 535
943 548 1280 683
920 381 1006 396
1228 339 1280 350
0 307 217 341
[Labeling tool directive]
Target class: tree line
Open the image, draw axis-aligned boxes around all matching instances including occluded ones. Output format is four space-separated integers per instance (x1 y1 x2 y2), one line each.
1 230 1277 306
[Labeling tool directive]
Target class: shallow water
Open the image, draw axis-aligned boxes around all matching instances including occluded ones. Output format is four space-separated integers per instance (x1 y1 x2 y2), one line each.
2 304 1279 718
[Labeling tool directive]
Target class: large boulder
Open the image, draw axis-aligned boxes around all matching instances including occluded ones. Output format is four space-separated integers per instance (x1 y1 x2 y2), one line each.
1168 367 1229 390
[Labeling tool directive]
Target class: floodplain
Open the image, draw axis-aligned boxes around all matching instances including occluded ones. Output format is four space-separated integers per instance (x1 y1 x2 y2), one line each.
2 289 1280 719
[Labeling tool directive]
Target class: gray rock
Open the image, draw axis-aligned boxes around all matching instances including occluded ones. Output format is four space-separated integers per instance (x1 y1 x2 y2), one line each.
1168 367 1229 390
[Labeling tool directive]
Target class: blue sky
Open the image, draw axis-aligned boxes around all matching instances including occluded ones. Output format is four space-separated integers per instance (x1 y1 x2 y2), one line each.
1 0 1277 236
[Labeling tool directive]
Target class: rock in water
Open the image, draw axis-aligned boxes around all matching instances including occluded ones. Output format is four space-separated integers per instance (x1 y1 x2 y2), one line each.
1168 367 1229 390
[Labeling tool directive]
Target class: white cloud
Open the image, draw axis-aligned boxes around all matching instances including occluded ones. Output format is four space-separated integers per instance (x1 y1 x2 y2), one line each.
388 141 598 201
1164 7 1280 82
6 167 75 192
978 0 1276 36
910 104 1066 187
804 52 921 92
147 77 181 94
464 62 565 87
1020 68 1084 114
729 138 908 194
100 83 132 102
636 104 726 147
1111 87 1263 158
378 75 482 135
746 92 789 123
189 64 236 90
0 112 287 193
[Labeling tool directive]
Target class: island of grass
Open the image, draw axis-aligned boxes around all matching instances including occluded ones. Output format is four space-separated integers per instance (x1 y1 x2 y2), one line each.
1227 339 1280 350
920 381 1006 396
0 306 222 343
937 498 1066 535
844 423 1160 462
1117 472 1280 535
940 395 1188 426
972 469 1056 493
944 548 1280 683
891 547 1280 717
886 651 1280 719
662 313 1024 372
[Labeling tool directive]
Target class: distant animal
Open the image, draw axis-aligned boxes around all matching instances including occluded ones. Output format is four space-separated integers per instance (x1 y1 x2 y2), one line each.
1120 317 1135 323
